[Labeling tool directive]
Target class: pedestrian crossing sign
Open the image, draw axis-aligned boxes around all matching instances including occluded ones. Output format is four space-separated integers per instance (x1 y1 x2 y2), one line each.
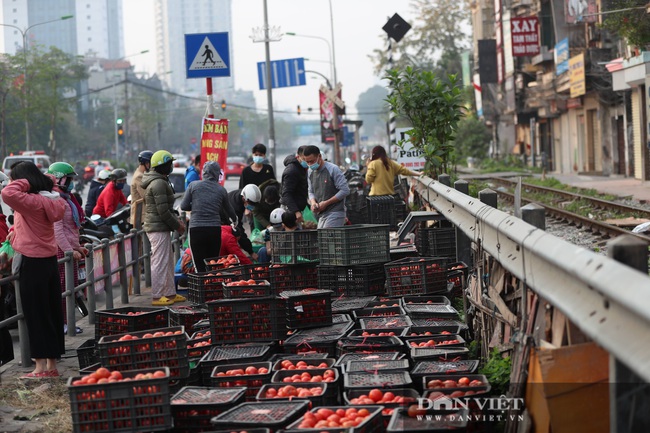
185 32 231 78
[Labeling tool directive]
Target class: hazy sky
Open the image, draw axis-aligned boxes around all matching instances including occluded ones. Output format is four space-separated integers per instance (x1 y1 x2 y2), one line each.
123 0 417 115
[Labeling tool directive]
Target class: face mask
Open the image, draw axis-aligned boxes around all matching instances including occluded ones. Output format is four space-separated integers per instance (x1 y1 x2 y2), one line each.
309 162 320 171
115 182 125 190
252 156 264 164
66 183 74 192
245 204 255 211
300 160 309 168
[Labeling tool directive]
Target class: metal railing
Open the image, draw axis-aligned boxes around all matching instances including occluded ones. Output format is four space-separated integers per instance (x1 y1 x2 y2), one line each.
1 227 186 367
412 175 650 382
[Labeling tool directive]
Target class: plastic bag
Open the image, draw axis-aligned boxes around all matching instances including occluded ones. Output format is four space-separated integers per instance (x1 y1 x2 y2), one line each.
250 228 265 245
302 206 318 223
0 240 14 273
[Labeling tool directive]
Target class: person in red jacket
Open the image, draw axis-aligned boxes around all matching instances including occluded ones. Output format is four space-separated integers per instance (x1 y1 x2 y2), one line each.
92 168 127 218
220 225 252 265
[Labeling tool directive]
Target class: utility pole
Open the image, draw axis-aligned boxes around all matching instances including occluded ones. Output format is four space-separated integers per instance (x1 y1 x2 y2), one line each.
263 0 276 172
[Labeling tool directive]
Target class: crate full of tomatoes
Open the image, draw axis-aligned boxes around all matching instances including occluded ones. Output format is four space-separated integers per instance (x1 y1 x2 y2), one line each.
284 405 384 433
97 326 189 379
67 366 172 433
187 329 212 359
207 297 287 344
269 263 319 292
280 289 333 330
385 257 448 296
224 279 274 298
211 361 273 401
187 271 237 304
171 386 246 433
199 344 273 387
204 254 241 271
257 382 333 407
168 305 209 334
210 400 310 432
94 306 169 342
344 388 420 424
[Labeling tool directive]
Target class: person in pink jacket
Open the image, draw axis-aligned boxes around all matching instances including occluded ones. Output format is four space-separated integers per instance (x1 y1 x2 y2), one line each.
49 162 88 335
1 161 66 379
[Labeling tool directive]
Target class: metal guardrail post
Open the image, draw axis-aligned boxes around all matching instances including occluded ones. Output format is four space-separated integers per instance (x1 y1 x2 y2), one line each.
14 278 30 367
479 188 497 208
607 235 650 432
102 238 114 310
117 233 128 305
143 233 152 288
85 243 96 324
454 179 472 268
438 173 451 186
521 203 545 230
131 229 141 295
64 251 77 336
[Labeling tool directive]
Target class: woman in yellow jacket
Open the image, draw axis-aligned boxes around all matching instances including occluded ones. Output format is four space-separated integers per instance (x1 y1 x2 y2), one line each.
365 145 421 196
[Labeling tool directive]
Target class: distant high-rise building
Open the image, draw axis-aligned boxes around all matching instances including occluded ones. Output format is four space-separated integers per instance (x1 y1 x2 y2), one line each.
0 0 123 59
154 0 234 96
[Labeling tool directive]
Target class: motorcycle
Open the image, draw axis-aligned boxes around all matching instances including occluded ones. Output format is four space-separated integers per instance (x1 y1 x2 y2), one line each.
88 204 132 238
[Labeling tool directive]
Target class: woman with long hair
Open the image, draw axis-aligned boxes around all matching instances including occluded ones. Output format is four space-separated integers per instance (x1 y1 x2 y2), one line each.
2 161 66 379
365 145 421 196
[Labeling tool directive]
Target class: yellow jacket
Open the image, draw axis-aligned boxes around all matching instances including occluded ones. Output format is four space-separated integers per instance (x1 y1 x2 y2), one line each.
365 159 419 196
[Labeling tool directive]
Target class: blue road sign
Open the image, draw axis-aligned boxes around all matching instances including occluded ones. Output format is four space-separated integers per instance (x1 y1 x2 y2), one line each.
257 58 306 90
185 32 231 79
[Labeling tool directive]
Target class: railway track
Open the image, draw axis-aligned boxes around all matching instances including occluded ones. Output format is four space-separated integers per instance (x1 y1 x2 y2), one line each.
486 177 650 243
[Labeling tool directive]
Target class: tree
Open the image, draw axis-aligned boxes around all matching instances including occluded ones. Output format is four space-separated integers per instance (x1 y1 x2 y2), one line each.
602 0 650 50
370 0 471 77
453 113 492 162
385 67 464 177
355 85 389 141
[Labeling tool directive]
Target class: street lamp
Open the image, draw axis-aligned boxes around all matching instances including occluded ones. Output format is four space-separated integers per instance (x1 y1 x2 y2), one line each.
0 15 74 151
285 32 334 85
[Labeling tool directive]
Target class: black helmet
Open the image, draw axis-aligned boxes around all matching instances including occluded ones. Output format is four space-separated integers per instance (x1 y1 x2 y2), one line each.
111 168 127 181
138 150 153 165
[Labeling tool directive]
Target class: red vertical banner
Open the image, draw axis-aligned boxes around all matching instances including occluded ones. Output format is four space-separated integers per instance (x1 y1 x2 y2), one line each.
200 117 229 185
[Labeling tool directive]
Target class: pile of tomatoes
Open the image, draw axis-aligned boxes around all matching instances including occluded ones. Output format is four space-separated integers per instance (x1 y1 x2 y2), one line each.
214 365 270 377
278 369 337 383
207 254 240 269
294 407 375 429
263 384 324 399
426 377 485 389
346 388 416 405
274 359 332 370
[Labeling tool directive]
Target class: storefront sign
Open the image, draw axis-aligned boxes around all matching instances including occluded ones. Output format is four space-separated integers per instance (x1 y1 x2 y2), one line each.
569 53 586 98
555 38 569 75
511 16 540 57
200 117 229 185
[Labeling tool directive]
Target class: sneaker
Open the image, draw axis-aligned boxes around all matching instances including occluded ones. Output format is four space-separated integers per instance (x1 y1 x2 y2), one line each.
171 294 187 303
63 325 83 335
152 296 174 306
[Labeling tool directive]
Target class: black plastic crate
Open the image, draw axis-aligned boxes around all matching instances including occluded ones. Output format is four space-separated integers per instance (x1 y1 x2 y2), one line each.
211 362 273 401
94 306 169 342
210 400 310 431
401 295 451 306
386 407 469 433
199 344 273 386
284 405 383 433
343 387 418 407
447 262 468 291
76 339 98 370
416 227 457 259
227 262 272 280
318 224 390 266
268 352 329 363
283 335 340 357
411 360 479 377
272 357 336 371
359 315 413 330
403 303 459 319
168 305 209 334
335 352 402 369
187 271 235 304
366 195 397 229
410 346 470 362
421 374 490 394
404 335 466 350
405 325 462 338
331 296 376 313
332 313 353 323
281 289 333 330
270 230 319 264
97 326 189 379
337 336 405 357
68 367 172 433
187 329 212 359
385 257 448 297
223 280 273 298
318 263 386 297
171 386 246 432
293 321 354 338
207 297 287 344
353 306 406 320
269 263 319 292
348 328 409 338
345 359 410 373
257 383 334 406
271 367 339 388
343 371 413 390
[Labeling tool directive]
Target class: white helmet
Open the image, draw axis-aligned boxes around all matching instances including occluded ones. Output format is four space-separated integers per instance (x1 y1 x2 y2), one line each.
241 184 261 204
270 208 285 225
97 170 111 180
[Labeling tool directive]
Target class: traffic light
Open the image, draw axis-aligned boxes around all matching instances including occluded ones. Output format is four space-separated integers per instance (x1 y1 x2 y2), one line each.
221 100 226 111
116 118 124 141
297 105 301 115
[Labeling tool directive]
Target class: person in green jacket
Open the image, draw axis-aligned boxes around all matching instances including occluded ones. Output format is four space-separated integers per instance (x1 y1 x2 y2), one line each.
142 150 186 306
365 145 421 196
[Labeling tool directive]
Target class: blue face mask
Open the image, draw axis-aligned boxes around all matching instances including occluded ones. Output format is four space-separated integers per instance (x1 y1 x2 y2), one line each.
252 156 264 164
66 183 74 192
115 182 125 190
245 204 255 211
300 160 308 168
309 162 320 171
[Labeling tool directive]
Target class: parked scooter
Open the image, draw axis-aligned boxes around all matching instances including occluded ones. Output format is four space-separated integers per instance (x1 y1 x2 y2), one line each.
88 204 132 238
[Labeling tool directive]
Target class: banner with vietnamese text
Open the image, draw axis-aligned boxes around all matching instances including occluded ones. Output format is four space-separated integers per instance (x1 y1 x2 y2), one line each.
200 118 229 185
